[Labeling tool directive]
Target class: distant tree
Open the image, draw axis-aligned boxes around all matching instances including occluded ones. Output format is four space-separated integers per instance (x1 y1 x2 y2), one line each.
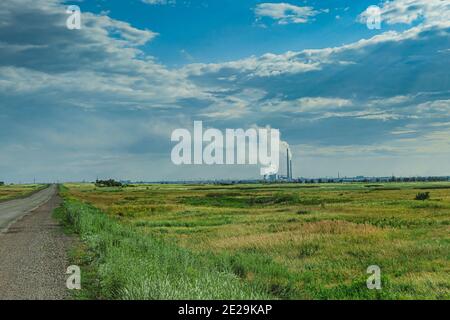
0 181 4 186
95 179 122 187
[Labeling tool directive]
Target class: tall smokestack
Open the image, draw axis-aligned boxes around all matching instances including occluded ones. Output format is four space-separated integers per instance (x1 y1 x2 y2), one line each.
290 159 293 179
286 148 290 179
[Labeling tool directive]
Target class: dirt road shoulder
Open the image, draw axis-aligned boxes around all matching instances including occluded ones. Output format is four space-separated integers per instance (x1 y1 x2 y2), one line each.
0 188 71 300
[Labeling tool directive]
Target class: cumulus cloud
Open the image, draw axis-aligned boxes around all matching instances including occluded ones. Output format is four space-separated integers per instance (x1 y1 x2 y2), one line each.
0 0 202 106
0 0 203 181
254 2 319 25
359 0 450 26
181 18 450 162
184 51 322 79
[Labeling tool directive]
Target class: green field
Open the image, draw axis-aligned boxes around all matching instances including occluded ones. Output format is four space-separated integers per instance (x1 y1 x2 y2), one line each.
0 184 47 202
59 182 450 300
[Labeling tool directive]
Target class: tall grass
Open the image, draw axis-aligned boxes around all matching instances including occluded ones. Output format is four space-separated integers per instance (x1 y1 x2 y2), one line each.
57 200 268 300
63 182 450 299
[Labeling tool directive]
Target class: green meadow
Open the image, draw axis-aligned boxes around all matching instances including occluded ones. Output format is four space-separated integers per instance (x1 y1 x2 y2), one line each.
0 184 47 202
59 182 450 299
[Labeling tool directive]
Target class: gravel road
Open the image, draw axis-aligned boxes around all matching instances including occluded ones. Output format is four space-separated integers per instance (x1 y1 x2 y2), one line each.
0 185 71 300
0 185 56 232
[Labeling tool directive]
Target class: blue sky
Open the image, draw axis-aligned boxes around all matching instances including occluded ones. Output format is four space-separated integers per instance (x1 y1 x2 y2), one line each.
78 0 408 66
0 0 449 182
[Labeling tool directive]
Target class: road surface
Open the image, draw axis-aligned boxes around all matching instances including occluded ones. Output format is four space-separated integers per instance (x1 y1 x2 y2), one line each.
0 185 71 300
0 185 56 233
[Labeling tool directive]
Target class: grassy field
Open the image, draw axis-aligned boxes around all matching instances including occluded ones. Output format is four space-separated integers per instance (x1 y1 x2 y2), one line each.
60 182 450 299
0 184 47 202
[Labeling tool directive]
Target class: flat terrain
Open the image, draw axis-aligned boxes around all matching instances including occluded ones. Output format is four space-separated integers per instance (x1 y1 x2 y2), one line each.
0 184 54 232
64 182 450 299
0 184 46 203
0 185 71 300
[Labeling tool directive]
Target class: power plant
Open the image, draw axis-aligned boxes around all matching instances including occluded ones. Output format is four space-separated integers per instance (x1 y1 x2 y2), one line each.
264 146 293 182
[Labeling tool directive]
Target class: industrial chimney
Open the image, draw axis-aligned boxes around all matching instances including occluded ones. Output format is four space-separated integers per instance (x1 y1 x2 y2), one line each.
290 159 293 180
286 148 290 179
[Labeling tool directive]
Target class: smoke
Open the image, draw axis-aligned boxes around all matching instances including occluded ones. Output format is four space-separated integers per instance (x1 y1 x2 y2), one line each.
261 163 278 176
280 140 292 159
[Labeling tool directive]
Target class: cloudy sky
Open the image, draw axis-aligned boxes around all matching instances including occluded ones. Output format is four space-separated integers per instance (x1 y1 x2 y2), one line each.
0 0 449 183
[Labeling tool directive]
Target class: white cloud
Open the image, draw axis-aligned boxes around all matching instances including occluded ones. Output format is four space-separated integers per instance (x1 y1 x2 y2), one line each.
199 89 267 119
1 0 449 181
184 20 449 81
359 0 450 26
391 129 417 135
0 0 204 107
93 15 158 46
255 3 319 25
296 97 353 112
141 0 175 5
416 99 450 114
260 97 353 114
184 51 322 78
366 95 413 107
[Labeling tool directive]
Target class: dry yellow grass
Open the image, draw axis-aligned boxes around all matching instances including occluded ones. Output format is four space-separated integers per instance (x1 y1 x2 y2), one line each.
64 182 450 299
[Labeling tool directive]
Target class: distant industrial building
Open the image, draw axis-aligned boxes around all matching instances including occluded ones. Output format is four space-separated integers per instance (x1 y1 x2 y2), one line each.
264 147 293 181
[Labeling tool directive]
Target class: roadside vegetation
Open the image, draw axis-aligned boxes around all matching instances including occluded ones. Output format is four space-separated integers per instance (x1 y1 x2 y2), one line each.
61 182 450 299
56 186 267 299
0 184 47 202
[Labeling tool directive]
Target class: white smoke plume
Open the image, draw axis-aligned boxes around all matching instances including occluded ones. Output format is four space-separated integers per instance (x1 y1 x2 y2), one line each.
280 140 292 159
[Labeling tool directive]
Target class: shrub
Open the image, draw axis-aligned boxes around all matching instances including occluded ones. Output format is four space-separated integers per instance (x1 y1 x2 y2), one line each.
415 192 430 201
